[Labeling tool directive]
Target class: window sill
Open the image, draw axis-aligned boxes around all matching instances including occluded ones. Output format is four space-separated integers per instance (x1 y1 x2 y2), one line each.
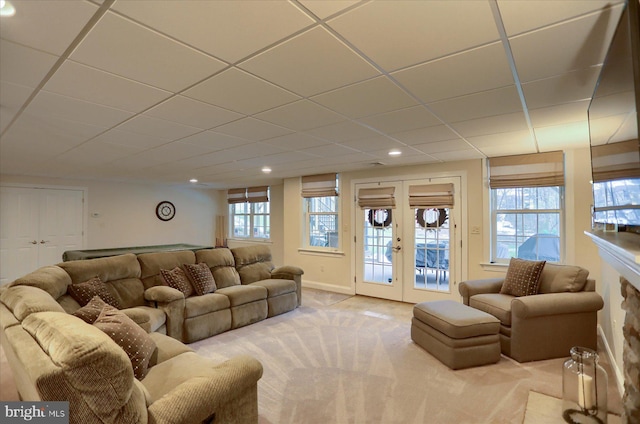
480 262 509 273
298 248 345 257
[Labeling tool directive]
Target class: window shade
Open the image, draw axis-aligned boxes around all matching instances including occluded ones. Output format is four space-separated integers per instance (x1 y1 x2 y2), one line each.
227 188 247 204
489 151 565 188
247 186 269 203
301 173 338 197
590 139 640 182
408 183 454 208
357 187 396 209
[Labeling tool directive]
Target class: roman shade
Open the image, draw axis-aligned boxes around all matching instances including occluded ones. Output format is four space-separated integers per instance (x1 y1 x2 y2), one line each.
247 186 269 203
227 188 247 204
408 183 454 208
357 187 396 209
590 139 640 182
301 173 338 198
489 151 565 188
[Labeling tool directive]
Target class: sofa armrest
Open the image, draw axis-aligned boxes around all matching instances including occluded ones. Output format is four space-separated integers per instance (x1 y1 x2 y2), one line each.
146 355 263 424
458 278 504 305
144 287 186 342
144 286 184 303
511 292 604 319
271 266 304 307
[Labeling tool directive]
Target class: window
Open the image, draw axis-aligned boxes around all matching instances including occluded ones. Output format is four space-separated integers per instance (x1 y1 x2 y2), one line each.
228 186 270 240
488 152 565 263
491 187 562 263
592 178 640 225
302 173 339 249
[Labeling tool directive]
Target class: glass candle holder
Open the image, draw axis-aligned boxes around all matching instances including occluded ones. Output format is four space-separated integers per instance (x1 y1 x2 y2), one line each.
562 346 608 424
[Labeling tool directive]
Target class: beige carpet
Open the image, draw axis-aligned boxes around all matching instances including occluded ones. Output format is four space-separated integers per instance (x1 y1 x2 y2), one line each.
1 288 623 423
523 391 621 424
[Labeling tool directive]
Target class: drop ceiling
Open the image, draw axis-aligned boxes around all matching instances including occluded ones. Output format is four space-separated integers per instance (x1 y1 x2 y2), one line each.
0 0 626 188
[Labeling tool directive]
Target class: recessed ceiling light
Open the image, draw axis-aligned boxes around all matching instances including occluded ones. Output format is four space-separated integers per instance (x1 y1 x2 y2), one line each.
0 0 16 17
189 178 198 183
262 167 272 174
388 150 402 156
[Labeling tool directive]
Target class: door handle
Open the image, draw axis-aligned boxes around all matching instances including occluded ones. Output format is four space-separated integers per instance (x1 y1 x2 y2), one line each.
40 240 50 244
30 240 37 245
392 246 402 252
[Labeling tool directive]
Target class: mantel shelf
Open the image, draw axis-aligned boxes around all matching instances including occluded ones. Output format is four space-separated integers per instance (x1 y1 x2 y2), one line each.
585 230 640 291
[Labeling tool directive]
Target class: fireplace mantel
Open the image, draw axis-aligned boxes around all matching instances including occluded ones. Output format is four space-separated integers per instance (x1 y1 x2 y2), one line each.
585 230 640 290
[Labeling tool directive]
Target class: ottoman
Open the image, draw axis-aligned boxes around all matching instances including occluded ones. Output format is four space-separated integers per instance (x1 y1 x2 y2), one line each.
411 300 501 370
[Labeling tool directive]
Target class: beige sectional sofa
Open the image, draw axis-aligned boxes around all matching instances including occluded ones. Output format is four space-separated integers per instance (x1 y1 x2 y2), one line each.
0 244 303 423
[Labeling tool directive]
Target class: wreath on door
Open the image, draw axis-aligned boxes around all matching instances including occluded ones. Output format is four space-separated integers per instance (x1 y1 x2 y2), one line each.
416 208 447 228
368 209 393 228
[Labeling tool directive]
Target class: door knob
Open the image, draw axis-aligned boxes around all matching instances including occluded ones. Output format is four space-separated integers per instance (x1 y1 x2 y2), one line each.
40 240 50 244
392 246 402 252
30 240 37 244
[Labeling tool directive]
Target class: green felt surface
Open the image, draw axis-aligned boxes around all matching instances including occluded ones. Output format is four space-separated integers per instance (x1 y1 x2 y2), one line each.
62 244 213 261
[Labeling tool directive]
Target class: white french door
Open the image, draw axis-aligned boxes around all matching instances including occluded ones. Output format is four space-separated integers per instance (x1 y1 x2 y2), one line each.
0 187 85 285
355 177 462 304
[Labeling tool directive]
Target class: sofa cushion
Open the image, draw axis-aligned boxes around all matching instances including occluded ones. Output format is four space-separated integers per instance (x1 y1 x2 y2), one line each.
195 249 241 289
59 253 141 285
0 285 65 321
184 263 217 295
185 293 230 318
73 295 108 323
160 267 194 297
537 263 589 293
10 265 71 300
469 293 513 326
138 250 196 290
232 245 274 284
68 276 122 308
500 258 546 297
216 285 267 307
249 279 296 297
122 306 166 334
94 305 157 380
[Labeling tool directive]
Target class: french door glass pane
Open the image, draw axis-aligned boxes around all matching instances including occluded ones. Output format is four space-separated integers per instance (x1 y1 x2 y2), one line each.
413 208 450 291
363 209 393 284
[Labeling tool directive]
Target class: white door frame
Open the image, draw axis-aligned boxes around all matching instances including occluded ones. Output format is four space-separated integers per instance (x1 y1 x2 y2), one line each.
350 171 468 303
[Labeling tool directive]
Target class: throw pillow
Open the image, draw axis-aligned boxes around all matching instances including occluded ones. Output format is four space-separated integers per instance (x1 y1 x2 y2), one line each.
93 305 157 380
500 258 546 297
160 267 194 297
67 276 121 309
183 263 217 296
73 295 108 323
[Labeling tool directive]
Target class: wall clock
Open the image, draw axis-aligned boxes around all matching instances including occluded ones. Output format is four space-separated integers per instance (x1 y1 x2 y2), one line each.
156 201 175 221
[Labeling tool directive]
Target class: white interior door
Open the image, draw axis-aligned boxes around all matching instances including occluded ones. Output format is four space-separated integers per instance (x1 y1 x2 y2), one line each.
0 187 85 285
355 182 403 301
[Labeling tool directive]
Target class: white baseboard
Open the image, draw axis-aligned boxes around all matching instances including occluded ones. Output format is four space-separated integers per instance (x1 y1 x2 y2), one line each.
302 280 355 295
598 324 625 397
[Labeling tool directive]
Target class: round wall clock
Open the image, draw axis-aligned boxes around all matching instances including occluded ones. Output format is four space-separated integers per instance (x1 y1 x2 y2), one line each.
156 201 175 221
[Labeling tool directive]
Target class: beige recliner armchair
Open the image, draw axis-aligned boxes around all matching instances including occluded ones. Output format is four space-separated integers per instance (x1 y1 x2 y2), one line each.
459 263 604 362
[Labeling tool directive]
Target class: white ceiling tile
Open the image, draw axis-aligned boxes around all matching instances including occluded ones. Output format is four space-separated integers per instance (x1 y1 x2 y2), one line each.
298 0 360 19
116 115 201 141
213 117 293 141
534 121 590 151
450 112 528 138
0 40 58 88
466 130 536 153
498 0 624 36
327 0 499 71
430 149 486 162
184 68 299 115
509 4 624 83
179 131 252 151
255 100 345 131
18 112 107 140
339 136 405 152
112 0 314 63
529 101 590 128
391 125 460 146
365 150 434 165
70 12 227 93
44 61 172 112
28 90 133 128
305 120 382 143
1 119 89 156
239 27 380 97
428 86 523 123
358 106 441 134
91 129 171 149
133 141 215 164
522 67 601 110
262 133 330 150
0 0 98 55
252 150 318 166
311 76 417 119
57 140 144 165
413 139 474 154
300 143 360 157
145 96 243 130
392 42 514 103
589 112 635 145
0 81 32 132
